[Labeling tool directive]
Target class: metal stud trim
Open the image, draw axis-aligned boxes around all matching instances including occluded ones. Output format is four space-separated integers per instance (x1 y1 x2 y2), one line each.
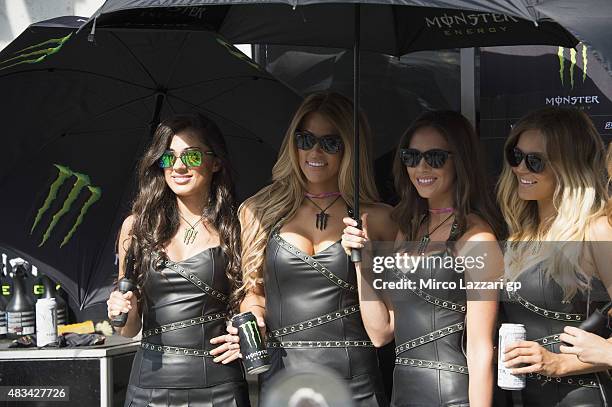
269 305 361 339
395 322 465 355
142 313 227 339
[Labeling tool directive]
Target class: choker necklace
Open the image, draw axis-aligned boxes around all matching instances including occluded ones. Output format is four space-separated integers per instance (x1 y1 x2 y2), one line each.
304 191 342 199
304 195 341 230
179 213 205 245
417 212 455 255
428 207 455 214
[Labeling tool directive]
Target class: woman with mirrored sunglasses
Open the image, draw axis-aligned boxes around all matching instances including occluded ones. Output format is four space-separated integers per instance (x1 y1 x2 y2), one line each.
342 110 506 406
211 92 396 406
106 113 250 407
497 107 612 406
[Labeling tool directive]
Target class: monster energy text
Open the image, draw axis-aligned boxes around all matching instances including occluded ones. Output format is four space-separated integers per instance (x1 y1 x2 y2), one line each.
231 311 270 374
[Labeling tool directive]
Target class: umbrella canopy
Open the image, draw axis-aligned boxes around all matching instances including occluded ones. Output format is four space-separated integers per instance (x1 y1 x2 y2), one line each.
0 16 301 310
87 0 589 261
89 1 578 55
90 0 612 75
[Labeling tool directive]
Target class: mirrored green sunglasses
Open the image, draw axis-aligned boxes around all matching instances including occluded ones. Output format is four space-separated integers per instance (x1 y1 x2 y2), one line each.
158 149 215 168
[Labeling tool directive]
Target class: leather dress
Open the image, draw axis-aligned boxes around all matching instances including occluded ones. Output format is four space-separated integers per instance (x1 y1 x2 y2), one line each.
503 263 612 407
386 221 471 407
259 224 388 407
125 247 250 407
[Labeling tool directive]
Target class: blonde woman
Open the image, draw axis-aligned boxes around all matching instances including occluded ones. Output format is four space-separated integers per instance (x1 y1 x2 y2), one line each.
498 107 612 406
211 92 395 406
342 111 505 406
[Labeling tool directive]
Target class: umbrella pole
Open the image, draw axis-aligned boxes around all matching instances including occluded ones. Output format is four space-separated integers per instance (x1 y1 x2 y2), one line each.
149 92 165 137
351 4 362 263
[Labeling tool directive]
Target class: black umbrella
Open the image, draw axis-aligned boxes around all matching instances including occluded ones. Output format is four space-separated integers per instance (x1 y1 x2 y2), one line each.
0 16 301 312
88 0 583 261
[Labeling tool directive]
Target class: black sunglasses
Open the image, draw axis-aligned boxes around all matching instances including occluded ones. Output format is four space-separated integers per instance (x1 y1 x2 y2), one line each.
295 130 344 154
399 148 452 169
505 147 546 173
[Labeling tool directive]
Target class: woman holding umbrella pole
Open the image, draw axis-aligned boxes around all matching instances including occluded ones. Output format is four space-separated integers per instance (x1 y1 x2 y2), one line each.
106 113 250 407
341 110 504 406
211 92 395 406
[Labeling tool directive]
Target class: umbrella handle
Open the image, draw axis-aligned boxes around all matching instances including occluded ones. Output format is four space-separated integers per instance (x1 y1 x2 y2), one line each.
350 217 362 263
111 278 136 327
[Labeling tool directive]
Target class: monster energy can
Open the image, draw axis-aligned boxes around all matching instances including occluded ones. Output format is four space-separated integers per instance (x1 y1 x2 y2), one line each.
231 311 270 374
36 298 57 347
498 323 526 390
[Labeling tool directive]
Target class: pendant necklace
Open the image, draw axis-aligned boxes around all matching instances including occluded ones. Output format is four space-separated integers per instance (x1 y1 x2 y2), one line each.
417 212 455 255
304 195 341 230
179 213 205 245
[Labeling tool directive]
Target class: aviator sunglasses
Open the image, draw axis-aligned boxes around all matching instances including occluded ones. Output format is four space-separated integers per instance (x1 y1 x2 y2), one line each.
505 146 546 173
400 148 452 169
295 130 344 154
158 149 215 169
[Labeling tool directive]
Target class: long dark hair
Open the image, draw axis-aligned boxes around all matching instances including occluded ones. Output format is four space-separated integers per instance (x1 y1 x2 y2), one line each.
124 113 242 313
391 110 506 240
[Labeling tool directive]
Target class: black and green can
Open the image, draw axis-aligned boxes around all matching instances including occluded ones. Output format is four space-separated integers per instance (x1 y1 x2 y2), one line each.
231 311 270 375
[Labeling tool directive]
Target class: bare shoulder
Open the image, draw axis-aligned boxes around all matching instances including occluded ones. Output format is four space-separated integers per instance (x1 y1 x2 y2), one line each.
362 203 397 241
121 214 136 235
589 215 612 241
118 215 136 247
238 193 265 235
460 213 497 242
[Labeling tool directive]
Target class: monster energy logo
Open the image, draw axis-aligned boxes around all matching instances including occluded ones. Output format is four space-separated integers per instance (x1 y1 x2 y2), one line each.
239 320 262 348
0 33 72 71
31 164 102 247
557 43 588 89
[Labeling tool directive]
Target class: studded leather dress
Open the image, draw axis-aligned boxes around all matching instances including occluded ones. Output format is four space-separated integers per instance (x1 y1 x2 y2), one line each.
259 222 388 406
503 263 612 407
385 220 471 407
125 248 250 407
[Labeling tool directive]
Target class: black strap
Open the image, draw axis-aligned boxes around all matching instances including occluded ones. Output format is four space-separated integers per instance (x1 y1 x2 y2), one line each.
395 357 468 374
140 341 213 358
269 305 361 339
534 333 561 347
526 372 598 388
507 290 585 322
389 266 466 313
272 232 356 291
395 322 465 355
153 253 229 304
142 312 227 339
267 339 373 349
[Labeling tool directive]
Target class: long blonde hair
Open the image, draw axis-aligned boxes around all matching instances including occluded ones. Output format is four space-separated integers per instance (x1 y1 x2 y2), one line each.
497 107 608 299
238 92 380 295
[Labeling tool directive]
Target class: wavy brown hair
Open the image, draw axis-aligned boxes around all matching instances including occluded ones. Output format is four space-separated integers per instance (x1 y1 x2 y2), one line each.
497 107 608 300
391 110 505 240
237 92 380 297
123 113 242 313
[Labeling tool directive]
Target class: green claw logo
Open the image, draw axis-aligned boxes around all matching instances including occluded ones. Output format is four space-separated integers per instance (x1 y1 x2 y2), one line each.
31 164 102 247
557 43 588 89
0 33 72 71
239 320 262 348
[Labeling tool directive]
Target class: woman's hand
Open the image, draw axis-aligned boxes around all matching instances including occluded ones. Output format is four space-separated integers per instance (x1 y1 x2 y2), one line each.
503 340 563 377
210 314 266 364
341 214 369 256
559 326 612 367
210 324 242 364
106 290 133 320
